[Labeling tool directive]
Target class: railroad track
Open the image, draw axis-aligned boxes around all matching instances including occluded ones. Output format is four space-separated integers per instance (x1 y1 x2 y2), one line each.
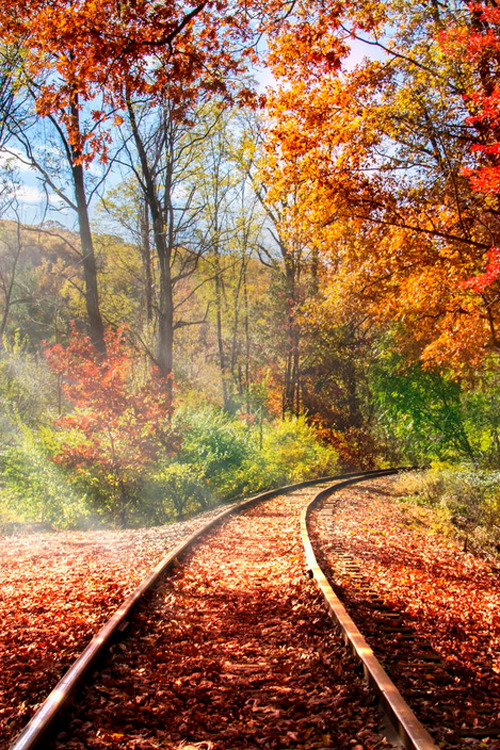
10 469 441 750
307 479 500 750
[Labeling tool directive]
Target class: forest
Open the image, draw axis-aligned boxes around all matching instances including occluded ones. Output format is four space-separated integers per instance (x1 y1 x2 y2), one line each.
1 0 500 545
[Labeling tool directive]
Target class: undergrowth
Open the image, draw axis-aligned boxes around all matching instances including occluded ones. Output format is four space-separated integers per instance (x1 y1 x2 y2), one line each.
0 405 338 530
394 465 500 556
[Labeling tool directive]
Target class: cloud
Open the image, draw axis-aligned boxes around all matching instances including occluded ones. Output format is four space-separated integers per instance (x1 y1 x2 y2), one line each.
15 184 47 204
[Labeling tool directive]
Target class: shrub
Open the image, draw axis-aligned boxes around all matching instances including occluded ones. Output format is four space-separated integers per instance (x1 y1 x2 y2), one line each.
165 409 338 511
45 325 177 526
174 405 258 500
394 465 500 552
153 463 209 520
0 425 90 528
258 416 339 486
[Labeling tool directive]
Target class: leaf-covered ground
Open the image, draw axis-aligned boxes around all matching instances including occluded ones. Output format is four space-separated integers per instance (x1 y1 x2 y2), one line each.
0 506 233 749
310 478 500 750
51 487 389 749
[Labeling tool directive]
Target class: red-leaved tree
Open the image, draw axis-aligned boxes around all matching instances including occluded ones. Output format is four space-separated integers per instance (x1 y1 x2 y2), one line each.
45 324 176 525
442 4 500 290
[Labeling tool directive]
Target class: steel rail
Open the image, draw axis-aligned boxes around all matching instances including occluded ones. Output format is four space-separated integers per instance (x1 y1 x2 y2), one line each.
10 468 396 750
301 471 439 750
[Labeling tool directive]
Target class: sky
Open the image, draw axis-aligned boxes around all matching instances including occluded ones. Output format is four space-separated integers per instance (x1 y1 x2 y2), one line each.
0 32 386 231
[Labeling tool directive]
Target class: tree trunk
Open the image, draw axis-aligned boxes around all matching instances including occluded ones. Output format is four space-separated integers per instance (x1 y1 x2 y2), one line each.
140 200 154 323
157 241 174 404
344 334 363 430
243 257 251 416
0 221 22 343
214 251 233 412
72 161 106 353
127 94 174 406
282 259 301 417
69 92 105 354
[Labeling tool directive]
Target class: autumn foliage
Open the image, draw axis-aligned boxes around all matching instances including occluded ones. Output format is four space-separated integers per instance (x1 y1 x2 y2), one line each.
45 325 176 523
260 2 500 375
450 4 500 292
4 0 500 494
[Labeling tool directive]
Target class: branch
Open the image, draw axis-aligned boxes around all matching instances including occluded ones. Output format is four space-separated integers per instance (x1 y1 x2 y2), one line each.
339 23 465 96
328 210 492 251
124 1 209 53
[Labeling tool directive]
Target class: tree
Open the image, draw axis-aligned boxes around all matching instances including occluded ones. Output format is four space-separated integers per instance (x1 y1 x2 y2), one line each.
45 324 175 525
238 115 322 417
440 4 500 290
99 182 155 326
118 99 227 402
263 0 500 373
0 0 267 351
187 112 268 413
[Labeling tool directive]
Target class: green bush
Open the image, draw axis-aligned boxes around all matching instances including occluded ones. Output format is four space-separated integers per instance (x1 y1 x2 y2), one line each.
153 463 209 520
173 405 258 500
258 416 339 486
0 425 90 528
163 408 338 513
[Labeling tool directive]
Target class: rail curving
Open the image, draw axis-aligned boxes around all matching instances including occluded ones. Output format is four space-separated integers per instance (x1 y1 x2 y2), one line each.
301 472 439 750
10 470 389 750
10 467 438 750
